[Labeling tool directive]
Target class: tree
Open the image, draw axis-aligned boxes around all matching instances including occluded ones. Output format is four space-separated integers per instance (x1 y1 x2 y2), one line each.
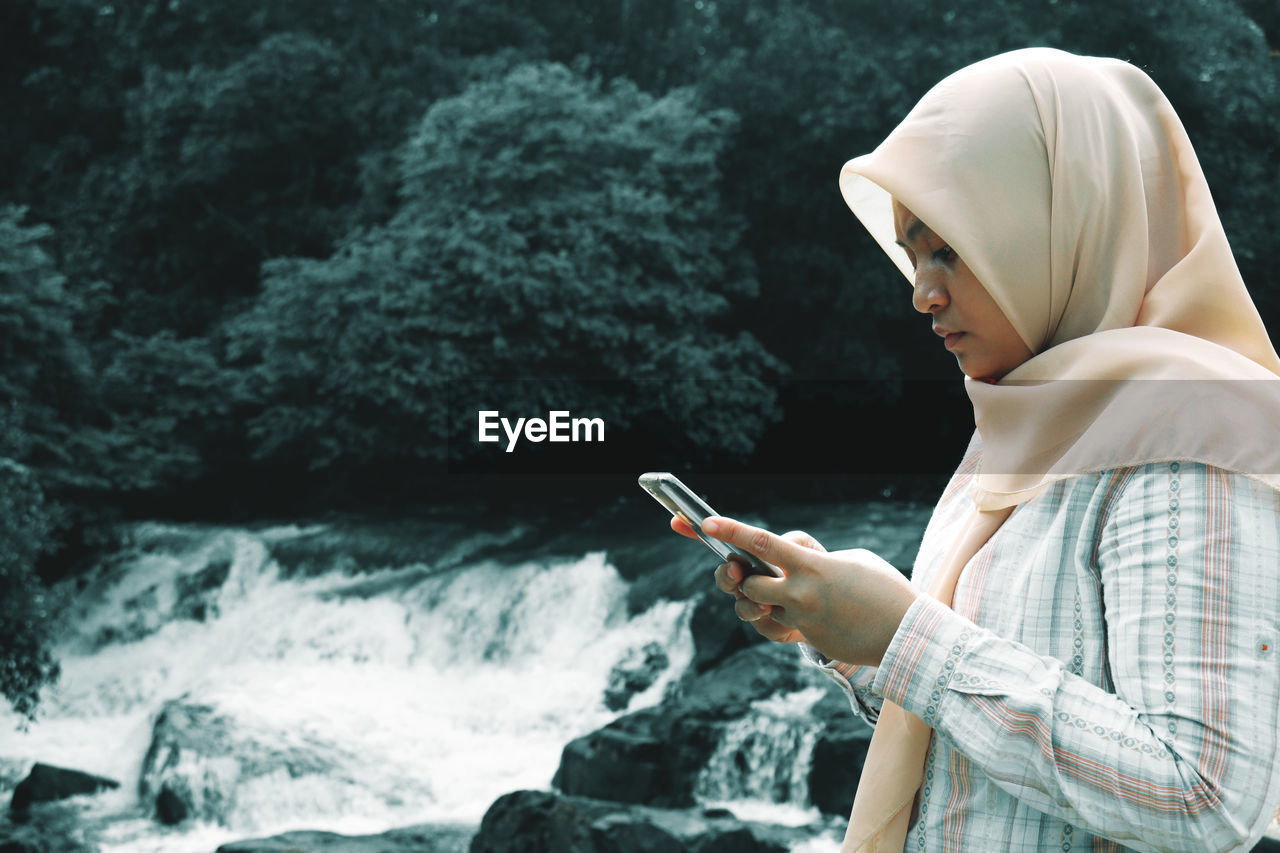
0 207 97 489
223 62 783 476
0 459 60 720
692 0 919 383
1236 0 1279 47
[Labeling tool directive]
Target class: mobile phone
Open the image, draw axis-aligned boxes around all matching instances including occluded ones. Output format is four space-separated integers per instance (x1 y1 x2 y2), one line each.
637 472 780 577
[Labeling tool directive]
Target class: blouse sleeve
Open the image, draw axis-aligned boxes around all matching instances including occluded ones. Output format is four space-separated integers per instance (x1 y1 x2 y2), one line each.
800 641 885 725
798 451 981 727
871 463 1280 852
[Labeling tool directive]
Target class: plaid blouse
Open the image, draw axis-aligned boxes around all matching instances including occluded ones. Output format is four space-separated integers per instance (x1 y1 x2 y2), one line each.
810 439 1280 852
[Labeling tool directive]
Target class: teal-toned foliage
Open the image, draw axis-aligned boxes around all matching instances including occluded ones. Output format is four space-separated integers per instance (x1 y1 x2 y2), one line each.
0 206 94 488
0 460 60 719
224 63 782 471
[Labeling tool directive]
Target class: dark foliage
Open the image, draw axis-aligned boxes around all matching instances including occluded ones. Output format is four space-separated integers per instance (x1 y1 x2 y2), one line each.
0 461 60 718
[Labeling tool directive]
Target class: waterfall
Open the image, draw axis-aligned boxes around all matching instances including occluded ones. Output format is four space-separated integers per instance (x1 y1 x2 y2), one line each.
0 522 696 853
693 686 828 826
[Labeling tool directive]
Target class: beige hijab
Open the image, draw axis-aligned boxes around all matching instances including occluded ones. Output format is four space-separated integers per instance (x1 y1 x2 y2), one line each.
836 48 1280 851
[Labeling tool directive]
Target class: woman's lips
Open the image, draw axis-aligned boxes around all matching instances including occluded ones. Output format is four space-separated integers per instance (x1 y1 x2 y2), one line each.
944 332 965 350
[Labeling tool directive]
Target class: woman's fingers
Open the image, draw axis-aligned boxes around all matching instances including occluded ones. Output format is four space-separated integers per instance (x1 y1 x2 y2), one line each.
702 516 815 573
672 513 814 641
739 571 790 608
713 558 746 593
713 560 740 595
670 516 700 540
734 597 770 622
717 560 776 618
752 616 803 644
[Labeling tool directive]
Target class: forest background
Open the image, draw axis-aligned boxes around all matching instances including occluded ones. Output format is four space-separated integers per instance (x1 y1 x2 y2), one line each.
1 0 1277 721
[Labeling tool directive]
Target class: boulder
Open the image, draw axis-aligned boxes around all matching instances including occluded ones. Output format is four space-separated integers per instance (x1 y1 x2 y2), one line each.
675 641 814 718
555 643 824 808
807 690 873 817
140 700 337 826
603 642 670 711
72 535 239 649
9 764 119 812
172 556 232 621
687 589 763 674
140 702 238 825
215 822 473 853
470 789 815 853
554 709 670 805
154 785 190 825
808 728 870 818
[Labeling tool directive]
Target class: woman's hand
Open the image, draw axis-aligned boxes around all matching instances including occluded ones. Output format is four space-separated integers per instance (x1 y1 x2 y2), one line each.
687 515 920 667
669 515 815 644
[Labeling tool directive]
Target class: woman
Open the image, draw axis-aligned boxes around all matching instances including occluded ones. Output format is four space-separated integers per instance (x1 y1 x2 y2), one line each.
673 49 1280 851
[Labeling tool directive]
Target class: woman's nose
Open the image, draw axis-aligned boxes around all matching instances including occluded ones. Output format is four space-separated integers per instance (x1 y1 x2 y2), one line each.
911 270 949 314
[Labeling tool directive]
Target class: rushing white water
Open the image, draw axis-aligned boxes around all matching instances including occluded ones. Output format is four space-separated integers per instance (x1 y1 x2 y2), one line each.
694 686 828 827
0 522 696 852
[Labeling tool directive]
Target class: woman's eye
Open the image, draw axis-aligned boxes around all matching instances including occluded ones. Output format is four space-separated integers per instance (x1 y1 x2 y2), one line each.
933 246 956 262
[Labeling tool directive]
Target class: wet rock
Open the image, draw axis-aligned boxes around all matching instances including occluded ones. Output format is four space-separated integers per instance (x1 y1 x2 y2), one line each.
8 764 119 812
140 700 337 826
141 702 236 825
603 642 670 711
807 691 873 817
688 588 763 674
71 533 241 649
555 643 818 808
173 556 231 621
154 785 189 825
555 637 881 829
554 709 670 805
215 821 473 852
471 789 812 853
676 641 814 718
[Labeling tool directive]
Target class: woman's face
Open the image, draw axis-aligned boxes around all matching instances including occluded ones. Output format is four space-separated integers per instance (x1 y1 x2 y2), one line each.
892 199 1033 382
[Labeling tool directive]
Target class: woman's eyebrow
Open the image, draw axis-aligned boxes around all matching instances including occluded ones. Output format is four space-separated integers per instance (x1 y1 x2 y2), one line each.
894 219 928 247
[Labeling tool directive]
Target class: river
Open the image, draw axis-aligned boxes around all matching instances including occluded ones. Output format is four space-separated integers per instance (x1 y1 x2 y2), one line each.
0 497 934 851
